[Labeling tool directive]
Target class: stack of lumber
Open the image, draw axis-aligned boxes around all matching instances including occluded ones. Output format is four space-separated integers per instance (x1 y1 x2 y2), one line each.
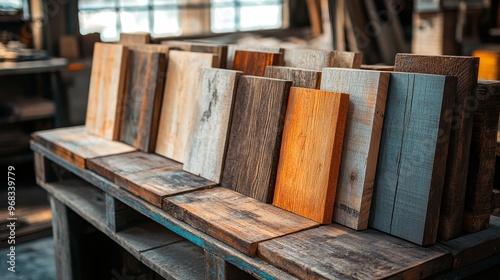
31 37 500 278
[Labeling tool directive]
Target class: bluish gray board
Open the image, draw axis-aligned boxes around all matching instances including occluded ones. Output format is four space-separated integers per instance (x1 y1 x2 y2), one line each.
183 68 242 183
369 72 456 245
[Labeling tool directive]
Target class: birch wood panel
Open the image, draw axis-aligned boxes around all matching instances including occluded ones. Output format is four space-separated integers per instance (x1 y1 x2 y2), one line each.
369 73 456 246
320 68 390 230
221 76 292 203
264 66 321 89
155 50 218 162
183 69 242 183
272 88 349 224
85 43 129 140
394 53 479 240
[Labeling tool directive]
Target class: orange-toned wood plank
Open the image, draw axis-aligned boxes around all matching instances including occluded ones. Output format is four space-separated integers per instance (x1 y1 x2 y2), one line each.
232 50 282 76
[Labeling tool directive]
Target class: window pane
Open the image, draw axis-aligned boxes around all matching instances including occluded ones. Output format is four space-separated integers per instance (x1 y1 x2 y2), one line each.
211 6 235 33
0 0 22 11
120 11 150 33
79 11 119 42
79 0 116 10
119 0 149 7
239 5 281 31
153 9 181 37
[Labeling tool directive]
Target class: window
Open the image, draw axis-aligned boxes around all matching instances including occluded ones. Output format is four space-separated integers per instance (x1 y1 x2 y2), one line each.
78 0 283 42
0 0 23 12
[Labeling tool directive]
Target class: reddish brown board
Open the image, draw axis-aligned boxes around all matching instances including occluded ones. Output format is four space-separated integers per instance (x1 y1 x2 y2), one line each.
232 50 282 76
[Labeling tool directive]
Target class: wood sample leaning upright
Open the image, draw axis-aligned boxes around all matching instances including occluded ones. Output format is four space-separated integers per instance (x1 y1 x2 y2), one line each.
155 50 218 162
272 87 349 224
320 68 390 230
463 80 500 232
120 50 166 152
232 50 282 76
85 43 129 140
161 40 227 68
394 53 479 240
369 73 456 246
184 68 242 183
264 66 322 89
282 48 363 71
221 76 292 203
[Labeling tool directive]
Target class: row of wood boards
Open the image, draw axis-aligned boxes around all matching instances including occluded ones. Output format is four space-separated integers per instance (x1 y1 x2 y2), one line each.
81 41 497 247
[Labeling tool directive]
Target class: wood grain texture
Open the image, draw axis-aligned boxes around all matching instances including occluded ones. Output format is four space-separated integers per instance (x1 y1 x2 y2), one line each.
183 69 242 183
232 50 282 76
227 45 283 69
463 80 500 232
264 66 321 89
87 151 179 183
320 68 390 230
272 88 349 224
32 126 136 168
119 32 151 44
369 73 456 246
257 224 451 280
128 44 171 55
282 48 362 71
161 40 227 68
163 187 319 256
116 167 215 208
85 43 129 140
120 50 166 152
394 53 480 240
221 76 292 203
155 50 218 162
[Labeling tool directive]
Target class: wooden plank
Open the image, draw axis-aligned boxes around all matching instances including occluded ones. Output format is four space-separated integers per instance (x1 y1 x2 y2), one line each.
369 73 456 246
85 43 129 140
227 45 283 69
32 126 136 168
438 215 500 270
320 68 390 230
306 0 323 35
282 48 362 71
87 151 179 183
394 53 480 240
155 50 218 162
463 80 500 232
120 50 166 152
183 68 242 183
119 32 151 44
221 76 292 203
116 167 215 208
128 44 171 55
264 66 321 89
257 224 452 280
163 187 319 256
333 51 363 69
161 40 227 68
273 88 349 224
232 50 282 76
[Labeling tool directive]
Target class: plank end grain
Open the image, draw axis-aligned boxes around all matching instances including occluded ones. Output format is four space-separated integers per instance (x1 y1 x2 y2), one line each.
394 53 480 240
163 187 319 256
85 42 130 141
221 76 292 203
272 87 349 224
183 68 242 183
320 68 390 230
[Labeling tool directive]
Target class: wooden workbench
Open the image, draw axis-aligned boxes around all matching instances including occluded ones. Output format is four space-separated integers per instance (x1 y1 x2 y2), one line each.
31 139 500 280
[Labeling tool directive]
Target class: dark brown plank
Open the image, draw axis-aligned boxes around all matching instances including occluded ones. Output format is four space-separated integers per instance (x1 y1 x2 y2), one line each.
438 215 500 270
163 187 319 256
221 76 292 203
264 66 321 89
87 151 179 186
394 53 480 240
232 50 282 76
463 80 500 232
257 224 451 280
120 50 166 152
116 167 215 208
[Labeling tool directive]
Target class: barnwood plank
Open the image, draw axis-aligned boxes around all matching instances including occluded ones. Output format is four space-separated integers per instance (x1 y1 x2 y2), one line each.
119 32 151 44
463 80 500 232
87 151 178 183
163 187 319 256
184 68 242 183
273 88 349 224
120 50 166 152
282 48 363 71
257 224 451 280
369 73 456 246
438 215 500 270
232 50 282 76
85 43 129 140
264 66 321 89
320 68 390 230
161 40 227 68
116 167 215 208
221 76 292 203
394 53 480 240
155 50 218 162
32 126 136 168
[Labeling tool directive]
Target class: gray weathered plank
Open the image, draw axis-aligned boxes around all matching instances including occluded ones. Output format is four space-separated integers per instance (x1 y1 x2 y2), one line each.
264 66 321 89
